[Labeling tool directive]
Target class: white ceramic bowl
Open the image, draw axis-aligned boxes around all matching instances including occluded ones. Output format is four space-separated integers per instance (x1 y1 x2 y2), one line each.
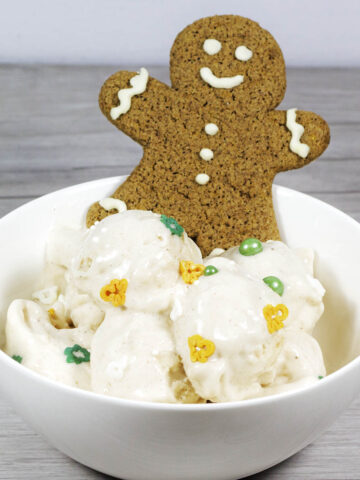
0 176 359 480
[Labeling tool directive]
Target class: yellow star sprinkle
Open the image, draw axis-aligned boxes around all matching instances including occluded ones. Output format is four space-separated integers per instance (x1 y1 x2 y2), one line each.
179 260 205 284
188 334 215 363
100 279 128 307
48 308 56 319
263 304 289 334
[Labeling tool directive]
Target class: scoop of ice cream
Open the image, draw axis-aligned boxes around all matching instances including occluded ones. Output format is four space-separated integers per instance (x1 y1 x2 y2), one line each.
171 257 326 402
220 240 325 332
46 225 83 270
68 211 202 314
268 329 326 387
91 310 202 403
6 299 92 389
172 257 282 401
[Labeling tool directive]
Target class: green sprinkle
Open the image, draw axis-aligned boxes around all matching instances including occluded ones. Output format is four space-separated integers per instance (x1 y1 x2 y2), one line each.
160 215 184 237
64 345 90 365
318 375 324 380
239 238 263 256
204 265 219 276
12 355 22 364
263 276 284 296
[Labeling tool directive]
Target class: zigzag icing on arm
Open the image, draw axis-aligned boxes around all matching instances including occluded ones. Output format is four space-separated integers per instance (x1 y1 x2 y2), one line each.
286 108 310 158
110 68 149 120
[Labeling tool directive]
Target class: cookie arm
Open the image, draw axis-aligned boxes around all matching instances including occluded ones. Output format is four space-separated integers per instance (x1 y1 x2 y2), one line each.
265 109 330 171
99 69 174 146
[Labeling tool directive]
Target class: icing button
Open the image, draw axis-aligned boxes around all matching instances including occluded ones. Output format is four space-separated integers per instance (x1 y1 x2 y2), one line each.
239 238 263 256
195 173 210 185
204 123 219 135
263 276 284 296
200 148 214 161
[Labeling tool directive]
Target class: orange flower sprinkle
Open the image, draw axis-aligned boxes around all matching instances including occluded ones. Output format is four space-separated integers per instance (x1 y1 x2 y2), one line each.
263 304 289 334
100 279 128 307
179 260 205 284
188 334 215 363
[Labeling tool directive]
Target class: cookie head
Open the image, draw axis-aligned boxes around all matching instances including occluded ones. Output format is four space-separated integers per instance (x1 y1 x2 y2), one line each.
170 15 286 115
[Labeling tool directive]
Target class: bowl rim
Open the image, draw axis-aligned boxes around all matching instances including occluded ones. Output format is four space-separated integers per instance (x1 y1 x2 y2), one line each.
1 176 360 411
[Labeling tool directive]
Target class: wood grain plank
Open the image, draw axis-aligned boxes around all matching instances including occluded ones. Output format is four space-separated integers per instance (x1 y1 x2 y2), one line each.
1 192 359 231
0 156 358 199
0 122 358 174
0 197 37 218
0 65 359 479
1 66 359 125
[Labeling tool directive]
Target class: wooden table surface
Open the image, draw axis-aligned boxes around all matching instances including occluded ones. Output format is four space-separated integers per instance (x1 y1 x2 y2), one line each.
0 65 359 479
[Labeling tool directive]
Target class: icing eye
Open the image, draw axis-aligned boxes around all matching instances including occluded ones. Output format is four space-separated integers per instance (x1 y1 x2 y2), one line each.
203 39 222 55
235 45 253 61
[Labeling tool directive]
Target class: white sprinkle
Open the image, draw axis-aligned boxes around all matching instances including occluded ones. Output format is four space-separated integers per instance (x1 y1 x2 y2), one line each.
99 198 127 213
203 39 222 55
235 46 253 61
199 148 214 161
286 108 310 159
204 123 219 135
195 173 210 185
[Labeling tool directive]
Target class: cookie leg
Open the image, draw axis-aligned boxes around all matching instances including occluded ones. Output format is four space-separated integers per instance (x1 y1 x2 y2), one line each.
86 173 158 228
86 201 113 228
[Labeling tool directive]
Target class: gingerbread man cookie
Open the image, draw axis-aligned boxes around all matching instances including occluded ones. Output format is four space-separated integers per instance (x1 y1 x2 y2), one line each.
87 15 330 256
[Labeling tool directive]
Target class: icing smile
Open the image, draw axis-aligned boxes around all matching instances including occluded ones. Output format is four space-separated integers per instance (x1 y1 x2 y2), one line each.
200 67 244 89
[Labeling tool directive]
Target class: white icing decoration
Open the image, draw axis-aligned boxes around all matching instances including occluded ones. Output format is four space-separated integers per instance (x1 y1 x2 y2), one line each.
286 108 310 159
110 67 149 120
90 220 100 231
199 148 214 161
204 123 219 135
208 247 225 258
203 39 222 55
195 173 210 185
32 286 58 305
235 45 253 61
99 198 127 213
200 67 243 89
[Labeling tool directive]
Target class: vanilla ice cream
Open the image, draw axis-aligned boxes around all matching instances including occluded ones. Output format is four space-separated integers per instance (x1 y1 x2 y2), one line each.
91 309 202 403
5 208 326 403
221 240 325 332
171 255 325 402
67 210 202 314
5 210 204 403
6 299 92 389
